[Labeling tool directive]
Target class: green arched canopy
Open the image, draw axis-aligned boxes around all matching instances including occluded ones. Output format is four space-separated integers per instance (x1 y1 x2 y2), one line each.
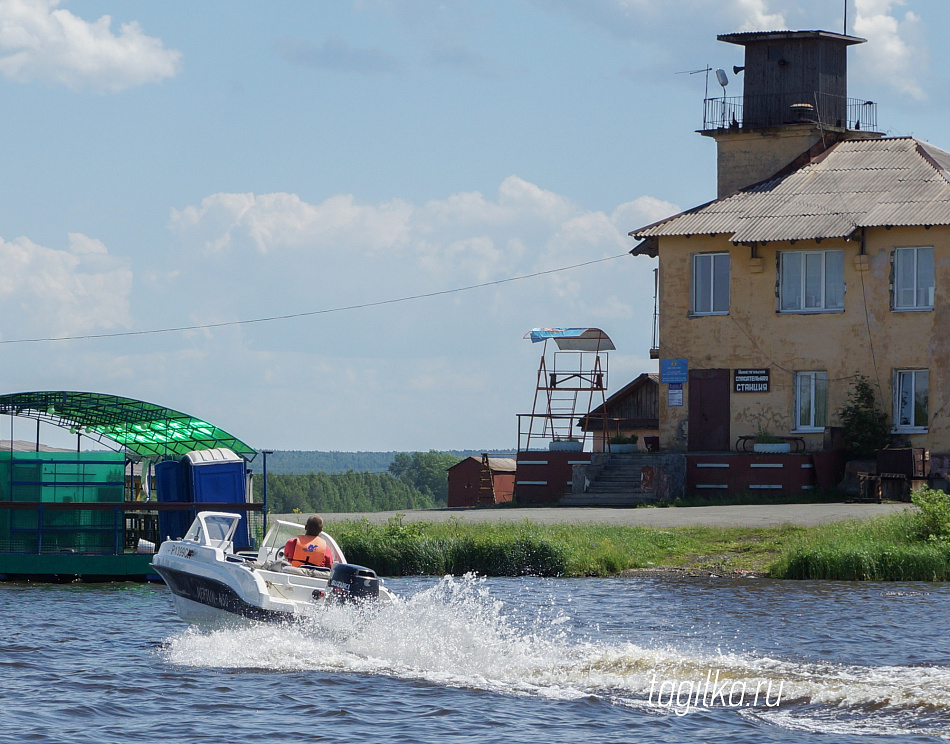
0 391 256 460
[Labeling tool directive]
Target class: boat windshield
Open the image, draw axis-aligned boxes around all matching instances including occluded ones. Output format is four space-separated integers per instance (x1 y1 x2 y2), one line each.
183 512 241 550
259 520 303 563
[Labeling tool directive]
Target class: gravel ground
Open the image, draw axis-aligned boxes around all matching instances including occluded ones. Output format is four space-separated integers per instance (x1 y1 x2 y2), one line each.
272 503 908 529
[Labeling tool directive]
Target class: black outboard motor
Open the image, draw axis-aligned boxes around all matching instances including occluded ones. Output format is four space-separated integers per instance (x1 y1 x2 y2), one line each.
328 563 380 603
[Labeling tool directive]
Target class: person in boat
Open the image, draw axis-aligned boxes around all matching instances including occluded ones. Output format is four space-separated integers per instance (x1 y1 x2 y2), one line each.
283 515 333 569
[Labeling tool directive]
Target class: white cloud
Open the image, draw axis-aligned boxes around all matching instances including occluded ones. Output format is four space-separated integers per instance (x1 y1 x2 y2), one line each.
154 178 673 449
0 0 181 92
0 233 132 338
67 232 107 255
169 192 413 255
612 195 681 229
0 183 668 451
733 0 786 31
853 0 925 100
168 177 656 299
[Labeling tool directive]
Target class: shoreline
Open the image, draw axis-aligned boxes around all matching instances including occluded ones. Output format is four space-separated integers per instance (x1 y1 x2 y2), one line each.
316 512 846 579
620 566 769 579
270 504 940 581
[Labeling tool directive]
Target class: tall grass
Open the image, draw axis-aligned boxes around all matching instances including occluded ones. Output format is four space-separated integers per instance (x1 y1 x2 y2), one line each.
328 490 950 581
327 515 800 577
770 491 950 581
331 517 568 576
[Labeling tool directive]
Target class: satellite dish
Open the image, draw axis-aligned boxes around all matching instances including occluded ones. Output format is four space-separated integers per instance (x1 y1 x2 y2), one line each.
715 68 729 87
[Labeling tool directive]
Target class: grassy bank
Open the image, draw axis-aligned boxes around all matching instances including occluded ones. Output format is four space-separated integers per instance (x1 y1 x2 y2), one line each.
327 515 806 578
328 489 950 581
770 488 950 581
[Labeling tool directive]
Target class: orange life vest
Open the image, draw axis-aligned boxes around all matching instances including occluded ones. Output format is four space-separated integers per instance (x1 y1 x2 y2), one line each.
288 534 331 568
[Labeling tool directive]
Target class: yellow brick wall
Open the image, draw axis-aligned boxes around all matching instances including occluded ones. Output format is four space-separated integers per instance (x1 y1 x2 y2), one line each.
655 225 950 453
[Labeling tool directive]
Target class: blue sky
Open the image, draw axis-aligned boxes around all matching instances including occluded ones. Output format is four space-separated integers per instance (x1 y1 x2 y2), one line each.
1 0 947 452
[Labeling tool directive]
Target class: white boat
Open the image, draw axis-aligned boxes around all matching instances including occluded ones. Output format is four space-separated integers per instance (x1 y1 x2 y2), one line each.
151 511 395 624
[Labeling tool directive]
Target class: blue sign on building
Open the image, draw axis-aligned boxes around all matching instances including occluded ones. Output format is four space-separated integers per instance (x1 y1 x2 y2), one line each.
660 358 688 384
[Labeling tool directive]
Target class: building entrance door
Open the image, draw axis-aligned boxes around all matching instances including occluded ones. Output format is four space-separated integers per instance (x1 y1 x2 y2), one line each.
688 369 730 451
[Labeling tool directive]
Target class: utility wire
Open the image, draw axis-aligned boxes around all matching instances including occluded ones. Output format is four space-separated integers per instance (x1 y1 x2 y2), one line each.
0 253 630 346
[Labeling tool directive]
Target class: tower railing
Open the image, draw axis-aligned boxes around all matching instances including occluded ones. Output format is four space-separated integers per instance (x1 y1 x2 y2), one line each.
702 93 877 132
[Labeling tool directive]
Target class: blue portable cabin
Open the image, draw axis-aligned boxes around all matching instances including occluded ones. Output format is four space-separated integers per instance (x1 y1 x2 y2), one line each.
183 448 251 549
156 448 252 548
155 459 190 544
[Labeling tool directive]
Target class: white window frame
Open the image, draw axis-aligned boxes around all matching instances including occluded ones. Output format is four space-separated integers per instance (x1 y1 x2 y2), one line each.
691 252 730 316
778 250 845 313
793 371 828 433
894 369 929 433
892 246 934 311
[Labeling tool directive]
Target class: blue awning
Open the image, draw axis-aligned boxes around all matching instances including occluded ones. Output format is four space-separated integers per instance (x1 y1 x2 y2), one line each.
524 328 615 351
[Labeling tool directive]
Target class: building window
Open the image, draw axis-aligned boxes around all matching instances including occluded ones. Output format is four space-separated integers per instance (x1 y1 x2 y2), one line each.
779 250 844 312
895 369 929 431
795 371 828 431
692 253 730 315
893 246 934 310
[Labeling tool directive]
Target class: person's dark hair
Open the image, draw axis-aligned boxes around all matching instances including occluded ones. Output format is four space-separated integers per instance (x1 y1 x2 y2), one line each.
305 515 324 536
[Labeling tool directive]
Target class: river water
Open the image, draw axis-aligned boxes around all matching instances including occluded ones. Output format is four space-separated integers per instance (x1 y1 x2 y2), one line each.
1 575 949 743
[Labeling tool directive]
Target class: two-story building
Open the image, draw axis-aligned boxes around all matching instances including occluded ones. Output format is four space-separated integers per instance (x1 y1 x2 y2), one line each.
630 30 950 474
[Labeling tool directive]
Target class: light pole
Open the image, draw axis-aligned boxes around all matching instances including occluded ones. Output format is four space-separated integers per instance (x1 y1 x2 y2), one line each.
261 449 274 538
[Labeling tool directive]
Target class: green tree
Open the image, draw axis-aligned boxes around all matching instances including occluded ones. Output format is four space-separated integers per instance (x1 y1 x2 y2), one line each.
388 451 463 505
838 375 890 459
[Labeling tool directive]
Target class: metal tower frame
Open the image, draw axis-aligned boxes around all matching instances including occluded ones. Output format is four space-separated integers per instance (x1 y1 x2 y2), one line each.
517 328 614 452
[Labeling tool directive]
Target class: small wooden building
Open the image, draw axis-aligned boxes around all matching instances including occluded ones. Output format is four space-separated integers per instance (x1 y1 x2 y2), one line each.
447 455 516 507
577 373 659 451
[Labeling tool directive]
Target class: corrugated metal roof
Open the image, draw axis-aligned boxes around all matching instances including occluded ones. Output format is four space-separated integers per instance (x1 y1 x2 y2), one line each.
863 201 950 227
731 213 859 243
632 137 950 244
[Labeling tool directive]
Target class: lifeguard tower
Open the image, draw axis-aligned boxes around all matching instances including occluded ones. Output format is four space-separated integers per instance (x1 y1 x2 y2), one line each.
515 328 614 503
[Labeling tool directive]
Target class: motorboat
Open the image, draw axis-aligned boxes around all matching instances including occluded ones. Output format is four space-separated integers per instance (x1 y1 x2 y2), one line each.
151 511 395 624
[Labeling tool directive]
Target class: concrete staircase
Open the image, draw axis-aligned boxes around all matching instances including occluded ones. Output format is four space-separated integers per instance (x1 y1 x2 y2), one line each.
559 454 657 507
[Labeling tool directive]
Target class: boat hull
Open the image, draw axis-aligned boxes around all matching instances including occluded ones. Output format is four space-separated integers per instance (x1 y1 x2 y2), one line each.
152 564 287 623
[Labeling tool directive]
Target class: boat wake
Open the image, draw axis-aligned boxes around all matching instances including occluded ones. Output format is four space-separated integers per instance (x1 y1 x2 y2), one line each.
161 574 950 737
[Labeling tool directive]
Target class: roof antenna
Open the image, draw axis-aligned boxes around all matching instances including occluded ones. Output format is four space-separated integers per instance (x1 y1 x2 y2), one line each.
844 0 847 35
675 66 713 101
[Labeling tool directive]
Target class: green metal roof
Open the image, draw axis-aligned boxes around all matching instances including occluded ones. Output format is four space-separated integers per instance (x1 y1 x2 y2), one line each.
0 391 256 460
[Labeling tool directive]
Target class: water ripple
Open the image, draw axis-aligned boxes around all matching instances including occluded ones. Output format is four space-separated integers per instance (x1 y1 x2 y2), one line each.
0 577 948 743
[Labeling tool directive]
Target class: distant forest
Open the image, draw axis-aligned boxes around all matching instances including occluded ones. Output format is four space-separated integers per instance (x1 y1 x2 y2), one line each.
254 471 440 514
259 449 507 475
253 450 510 513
